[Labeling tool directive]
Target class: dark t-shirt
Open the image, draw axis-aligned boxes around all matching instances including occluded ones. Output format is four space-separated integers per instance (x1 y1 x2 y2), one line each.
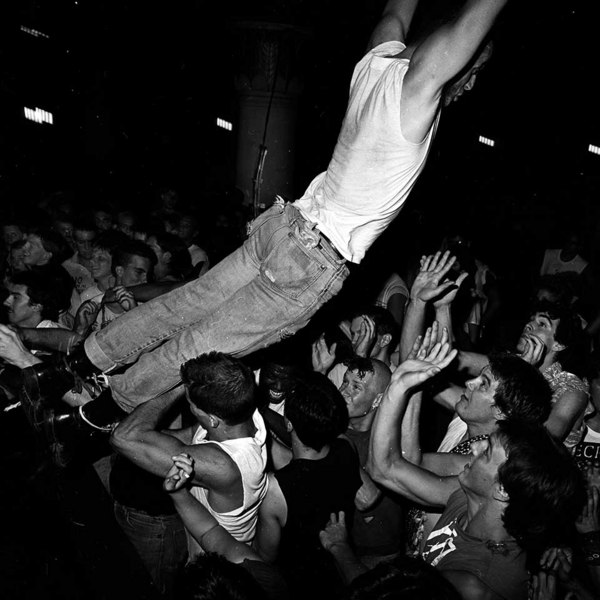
422 489 528 600
573 428 600 470
345 428 406 556
275 438 361 600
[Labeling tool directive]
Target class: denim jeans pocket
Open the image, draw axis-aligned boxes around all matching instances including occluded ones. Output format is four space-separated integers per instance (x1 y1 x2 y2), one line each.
260 231 327 301
247 203 284 238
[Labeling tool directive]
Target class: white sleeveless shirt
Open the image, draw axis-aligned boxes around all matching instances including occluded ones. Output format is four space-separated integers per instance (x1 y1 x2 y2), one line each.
295 41 439 263
188 409 268 557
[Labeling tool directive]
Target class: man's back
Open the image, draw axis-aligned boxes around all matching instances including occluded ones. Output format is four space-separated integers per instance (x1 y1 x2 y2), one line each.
188 410 268 556
295 41 438 264
275 438 361 598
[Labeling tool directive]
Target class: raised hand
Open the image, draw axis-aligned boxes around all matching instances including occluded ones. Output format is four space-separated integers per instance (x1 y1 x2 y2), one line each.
433 271 469 308
392 326 457 392
410 251 458 304
406 321 449 360
319 511 349 552
583 463 600 491
312 335 337 374
539 547 574 584
113 286 137 312
163 453 195 493
576 485 600 534
353 315 377 357
531 570 557 600
74 299 100 335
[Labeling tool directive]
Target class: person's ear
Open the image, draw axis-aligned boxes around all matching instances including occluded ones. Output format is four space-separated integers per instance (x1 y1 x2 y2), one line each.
115 265 124 282
491 404 505 421
30 303 43 314
208 414 219 429
552 340 566 353
284 417 293 433
379 333 392 349
494 482 510 503
162 251 172 264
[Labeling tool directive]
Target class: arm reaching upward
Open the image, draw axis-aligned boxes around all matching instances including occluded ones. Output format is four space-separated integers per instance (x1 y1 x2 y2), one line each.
368 0 420 49
407 0 508 98
367 334 460 507
400 251 457 361
401 0 509 141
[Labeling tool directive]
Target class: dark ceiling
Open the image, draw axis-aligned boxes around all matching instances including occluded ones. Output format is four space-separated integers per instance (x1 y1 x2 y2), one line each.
1 0 599 241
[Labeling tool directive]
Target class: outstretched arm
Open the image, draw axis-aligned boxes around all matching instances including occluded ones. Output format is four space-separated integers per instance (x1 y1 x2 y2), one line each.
368 0 420 50
401 0 509 142
0 325 43 369
367 335 460 507
407 0 508 99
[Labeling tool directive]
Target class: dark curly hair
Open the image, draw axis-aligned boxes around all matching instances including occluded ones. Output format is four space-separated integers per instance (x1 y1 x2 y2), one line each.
496 419 586 568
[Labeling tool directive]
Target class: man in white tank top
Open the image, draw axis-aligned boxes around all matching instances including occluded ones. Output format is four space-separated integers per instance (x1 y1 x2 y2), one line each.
111 352 268 554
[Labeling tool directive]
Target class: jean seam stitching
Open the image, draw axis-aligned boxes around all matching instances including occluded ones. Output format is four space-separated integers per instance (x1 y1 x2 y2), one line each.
232 262 347 356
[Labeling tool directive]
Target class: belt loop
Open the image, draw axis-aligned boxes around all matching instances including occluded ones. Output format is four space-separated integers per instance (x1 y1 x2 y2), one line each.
274 195 286 213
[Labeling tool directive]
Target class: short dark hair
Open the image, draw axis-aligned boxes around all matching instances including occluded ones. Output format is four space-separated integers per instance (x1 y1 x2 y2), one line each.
112 239 157 274
175 553 264 600
321 325 354 364
27 228 73 264
533 273 579 307
343 355 374 379
496 419 586 567
153 231 193 279
72 217 97 234
489 352 552 424
8 269 68 320
284 371 348 451
52 211 73 228
181 352 256 425
343 554 461 600
93 230 130 256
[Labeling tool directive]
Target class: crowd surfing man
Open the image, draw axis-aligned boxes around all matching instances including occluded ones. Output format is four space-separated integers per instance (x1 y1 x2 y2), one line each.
21 0 511 448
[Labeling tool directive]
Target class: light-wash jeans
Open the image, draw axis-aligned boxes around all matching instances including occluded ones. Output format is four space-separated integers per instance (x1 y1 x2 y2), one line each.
84 202 349 410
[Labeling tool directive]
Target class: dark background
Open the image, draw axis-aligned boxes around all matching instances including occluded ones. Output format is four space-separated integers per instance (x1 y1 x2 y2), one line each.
2 0 600 268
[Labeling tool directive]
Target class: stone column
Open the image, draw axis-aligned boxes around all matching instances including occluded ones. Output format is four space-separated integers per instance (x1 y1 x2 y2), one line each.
232 21 309 212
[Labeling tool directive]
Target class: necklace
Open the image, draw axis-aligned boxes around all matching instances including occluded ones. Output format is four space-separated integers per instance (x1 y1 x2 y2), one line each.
485 539 511 556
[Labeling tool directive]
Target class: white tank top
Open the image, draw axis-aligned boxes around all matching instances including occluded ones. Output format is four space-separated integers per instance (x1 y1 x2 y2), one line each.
188 410 268 557
295 41 439 263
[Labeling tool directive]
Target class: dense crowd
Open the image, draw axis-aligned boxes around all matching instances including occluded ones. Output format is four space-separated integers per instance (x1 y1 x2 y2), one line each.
2 182 599 600
2 1 600 599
